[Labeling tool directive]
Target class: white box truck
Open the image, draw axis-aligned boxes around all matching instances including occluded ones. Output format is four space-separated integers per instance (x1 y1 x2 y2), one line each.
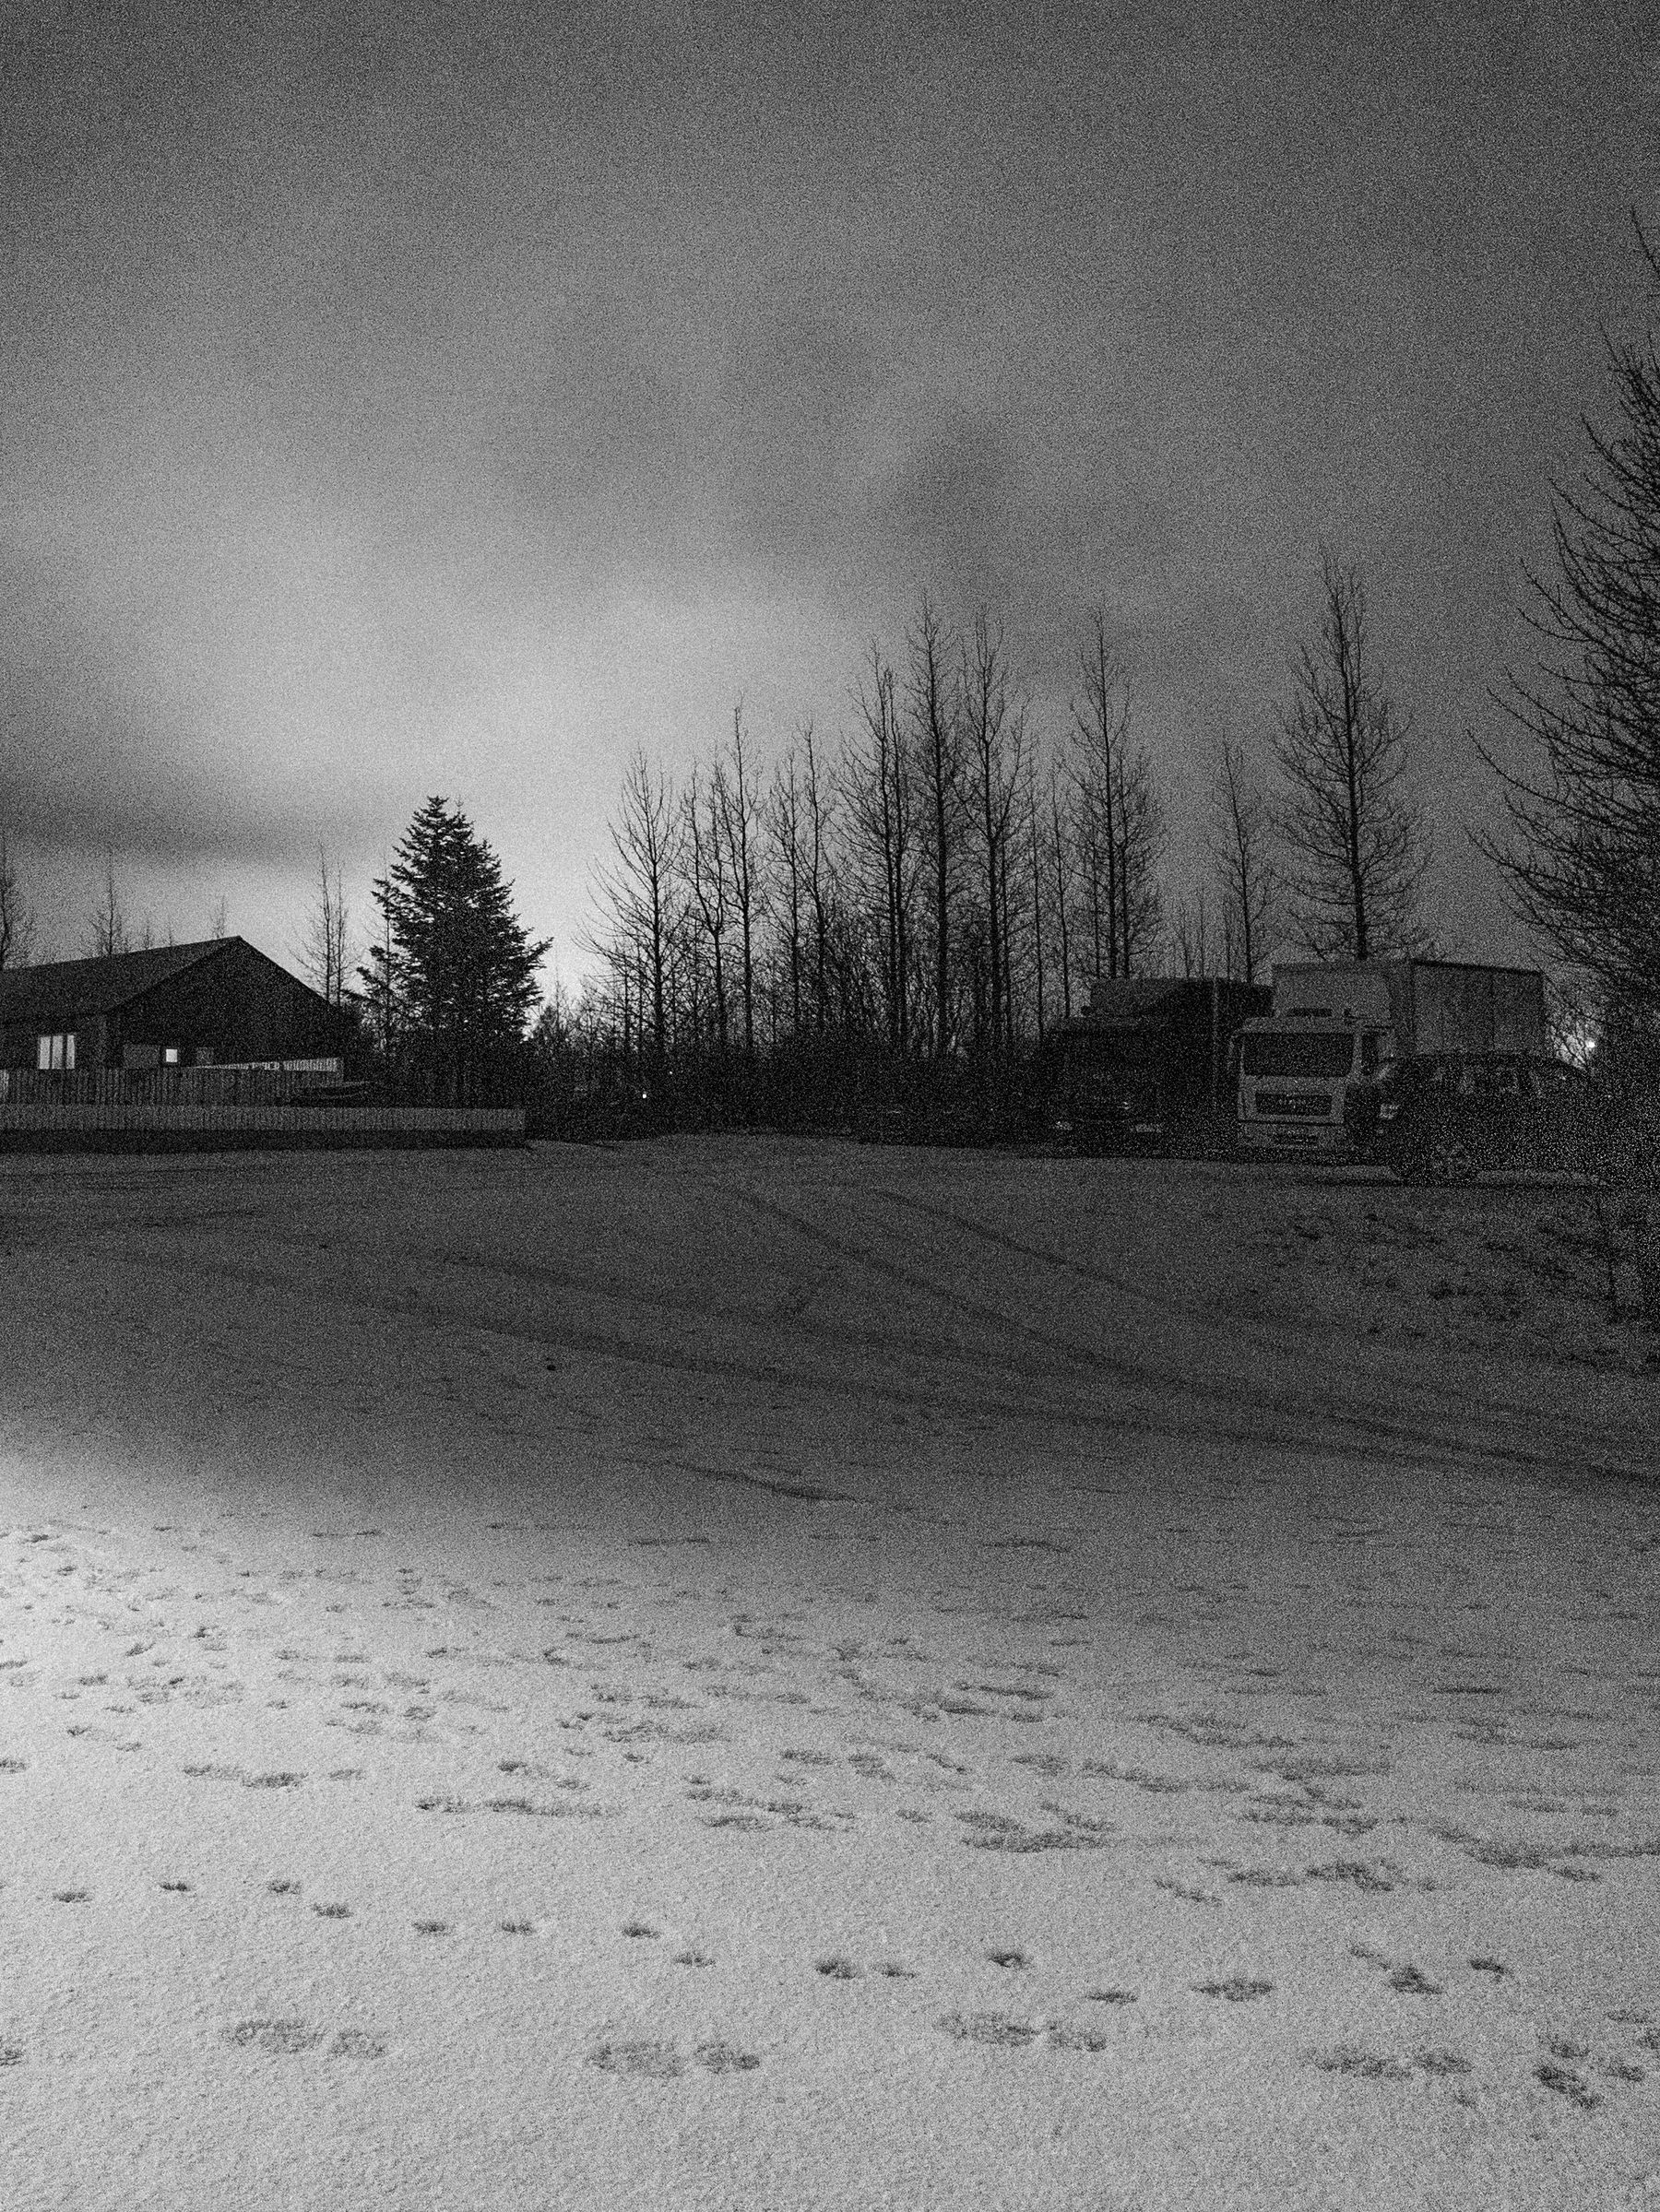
1236 959 1547 1157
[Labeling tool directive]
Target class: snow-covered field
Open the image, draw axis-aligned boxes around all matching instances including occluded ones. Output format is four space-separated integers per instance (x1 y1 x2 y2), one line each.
1 1134 1655 2211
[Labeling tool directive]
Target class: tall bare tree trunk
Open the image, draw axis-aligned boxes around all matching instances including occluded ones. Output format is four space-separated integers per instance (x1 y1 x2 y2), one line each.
1273 552 1430 960
908 595 959 1058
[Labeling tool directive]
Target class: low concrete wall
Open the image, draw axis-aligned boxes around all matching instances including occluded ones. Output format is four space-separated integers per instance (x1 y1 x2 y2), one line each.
0 1103 525 1151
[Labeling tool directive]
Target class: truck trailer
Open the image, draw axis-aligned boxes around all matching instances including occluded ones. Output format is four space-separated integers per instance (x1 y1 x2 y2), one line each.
1236 959 1547 1158
1048 976 1272 1153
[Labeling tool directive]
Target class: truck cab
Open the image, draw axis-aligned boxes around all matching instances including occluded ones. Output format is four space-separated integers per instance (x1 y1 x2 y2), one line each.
1049 977 1273 1153
1237 1017 1394 1153
1236 958 1549 1162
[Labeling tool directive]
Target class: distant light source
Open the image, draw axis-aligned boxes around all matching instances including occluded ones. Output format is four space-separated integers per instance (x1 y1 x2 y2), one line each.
1559 1021 1598 1070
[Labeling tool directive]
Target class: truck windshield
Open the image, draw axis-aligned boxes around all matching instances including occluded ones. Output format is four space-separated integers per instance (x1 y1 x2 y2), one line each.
1242 1032 1356 1079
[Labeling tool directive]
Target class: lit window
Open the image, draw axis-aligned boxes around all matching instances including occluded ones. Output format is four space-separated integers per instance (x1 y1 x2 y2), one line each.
163 1046 181 1065
36 1033 75 1071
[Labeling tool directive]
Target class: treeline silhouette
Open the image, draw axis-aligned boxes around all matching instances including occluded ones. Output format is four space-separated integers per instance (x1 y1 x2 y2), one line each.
533 597 1173 1141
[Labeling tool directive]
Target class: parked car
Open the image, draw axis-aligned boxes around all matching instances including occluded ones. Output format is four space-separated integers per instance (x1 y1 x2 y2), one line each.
1370 1052 1606 1182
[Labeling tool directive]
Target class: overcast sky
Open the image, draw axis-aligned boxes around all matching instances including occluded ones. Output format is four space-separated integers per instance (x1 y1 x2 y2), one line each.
4 1 1656 983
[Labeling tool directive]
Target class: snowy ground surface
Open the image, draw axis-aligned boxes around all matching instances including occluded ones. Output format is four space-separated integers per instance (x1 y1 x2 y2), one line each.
1 1134 1656 2211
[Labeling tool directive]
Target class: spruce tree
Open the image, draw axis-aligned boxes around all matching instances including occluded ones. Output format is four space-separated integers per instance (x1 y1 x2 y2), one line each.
362 798 551 1104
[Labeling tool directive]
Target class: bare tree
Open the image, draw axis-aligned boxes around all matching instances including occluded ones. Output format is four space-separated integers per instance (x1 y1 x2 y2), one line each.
1206 737 1275 982
1047 760 1075 1018
85 847 129 959
1068 618 1163 984
1109 742 1164 975
683 763 729 1051
1475 221 1660 1044
766 745 808 1036
962 608 1026 1052
1071 607 1124 976
1024 752 1048 1040
718 706 764 1059
0 822 36 971
847 645 918 1049
1069 607 1162 978
906 595 961 1056
1274 553 1432 960
296 846 352 1006
1172 886 1210 977
801 723 836 1033
591 747 679 1064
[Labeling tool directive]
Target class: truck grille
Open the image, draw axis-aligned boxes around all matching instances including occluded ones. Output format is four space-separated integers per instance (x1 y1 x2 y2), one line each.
1254 1090 1333 1118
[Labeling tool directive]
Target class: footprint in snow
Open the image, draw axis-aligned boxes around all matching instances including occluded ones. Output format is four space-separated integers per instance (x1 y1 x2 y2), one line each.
224 2019 385 2059
588 2038 760 2077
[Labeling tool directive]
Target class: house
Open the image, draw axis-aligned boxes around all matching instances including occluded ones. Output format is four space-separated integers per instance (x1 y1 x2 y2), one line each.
0 939 352 1075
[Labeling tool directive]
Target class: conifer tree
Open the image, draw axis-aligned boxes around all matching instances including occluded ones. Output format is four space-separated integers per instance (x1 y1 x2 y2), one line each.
361 798 550 1103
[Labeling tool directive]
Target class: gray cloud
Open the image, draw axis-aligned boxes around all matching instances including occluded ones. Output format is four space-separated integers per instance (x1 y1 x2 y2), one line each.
2 1 1655 973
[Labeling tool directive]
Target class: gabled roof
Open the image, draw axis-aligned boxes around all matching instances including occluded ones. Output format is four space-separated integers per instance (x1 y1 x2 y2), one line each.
0 939 232 1027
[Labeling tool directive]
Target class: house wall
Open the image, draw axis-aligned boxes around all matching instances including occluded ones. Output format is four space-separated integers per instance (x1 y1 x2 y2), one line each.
0 944 350 1072
105 944 349 1069
0 1012 83 1070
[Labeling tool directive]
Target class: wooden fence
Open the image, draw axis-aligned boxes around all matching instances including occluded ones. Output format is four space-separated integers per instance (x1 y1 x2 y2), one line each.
0 1066 345 1107
0 1101 526 1150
